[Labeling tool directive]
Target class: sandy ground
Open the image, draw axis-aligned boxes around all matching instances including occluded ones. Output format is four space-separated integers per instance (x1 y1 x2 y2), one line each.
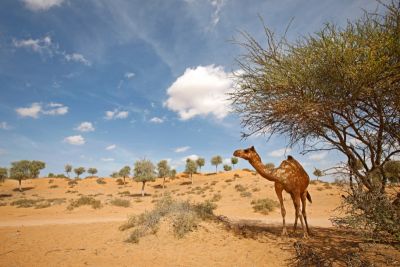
0 170 399 266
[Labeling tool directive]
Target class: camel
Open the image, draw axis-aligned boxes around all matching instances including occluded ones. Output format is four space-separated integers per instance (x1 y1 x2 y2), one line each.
233 146 312 238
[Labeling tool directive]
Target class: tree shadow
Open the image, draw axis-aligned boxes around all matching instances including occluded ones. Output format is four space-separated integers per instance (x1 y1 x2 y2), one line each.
152 184 163 189
0 194 12 198
129 193 152 197
12 187 35 192
180 181 192 186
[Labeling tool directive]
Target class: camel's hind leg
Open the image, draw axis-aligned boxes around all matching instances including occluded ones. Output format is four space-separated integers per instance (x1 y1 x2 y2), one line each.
275 183 287 236
291 194 298 233
301 191 311 235
294 194 308 238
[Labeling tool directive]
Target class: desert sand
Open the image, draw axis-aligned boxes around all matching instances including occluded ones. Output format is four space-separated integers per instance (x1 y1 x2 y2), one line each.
0 170 399 266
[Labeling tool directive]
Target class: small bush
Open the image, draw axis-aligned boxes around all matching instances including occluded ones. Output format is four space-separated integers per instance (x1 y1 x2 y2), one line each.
49 185 59 189
67 196 102 210
240 191 252 198
11 198 65 209
68 180 78 186
225 179 233 183
110 198 130 207
65 190 78 194
96 178 106 184
11 199 38 208
234 184 247 192
251 198 279 215
118 191 131 196
210 181 218 186
173 211 198 238
48 179 54 184
233 174 240 178
116 178 125 185
210 193 222 202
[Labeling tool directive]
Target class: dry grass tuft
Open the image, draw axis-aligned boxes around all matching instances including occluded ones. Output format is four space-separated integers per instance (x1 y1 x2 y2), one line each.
67 196 102 210
251 198 279 215
110 198 130 207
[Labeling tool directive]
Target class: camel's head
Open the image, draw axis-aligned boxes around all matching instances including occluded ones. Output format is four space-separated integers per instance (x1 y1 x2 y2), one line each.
233 146 260 161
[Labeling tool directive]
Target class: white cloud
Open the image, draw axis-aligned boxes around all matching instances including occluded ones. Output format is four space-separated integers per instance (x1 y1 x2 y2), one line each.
308 152 328 161
175 146 190 153
48 102 63 107
0 122 11 130
75 122 95 132
65 53 91 66
150 117 164 123
210 0 225 27
22 0 64 11
105 109 129 120
64 135 85 145
223 158 231 165
13 36 52 54
15 103 42 118
164 65 233 120
42 105 68 115
106 144 116 150
101 158 115 162
268 148 292 157
125 72 135 79
182 154 199 162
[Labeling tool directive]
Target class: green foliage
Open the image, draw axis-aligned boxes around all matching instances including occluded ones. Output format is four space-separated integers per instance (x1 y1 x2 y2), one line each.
88 168 98 176
313 168 324 181
29 161 46 178
157 160 170 178
64 164 72 177
185 159 197 178
384 160 400 183
119 166 131 179
169 169 177 179
74 167 85 178
196 158 205 172
231 157 238 168
10 160 45 182
251 198 279 215
223 164 232 171
67 196 102 210
211 156 222 172
0 167 7 182
133 159 156 183
110 172 119 178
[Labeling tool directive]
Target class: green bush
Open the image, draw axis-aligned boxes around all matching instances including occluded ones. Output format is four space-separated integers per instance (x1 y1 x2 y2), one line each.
251 198 279 215
67 196 102 210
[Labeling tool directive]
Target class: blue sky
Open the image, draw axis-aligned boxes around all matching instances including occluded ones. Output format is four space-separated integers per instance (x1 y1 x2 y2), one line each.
0 0 383 178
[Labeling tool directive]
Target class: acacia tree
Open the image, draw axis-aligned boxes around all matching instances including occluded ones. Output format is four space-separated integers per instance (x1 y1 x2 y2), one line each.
157 160 171 189
88 168 98 177
0 167 8 183
134 159 156 197
313 168 324 181
74 167 85 179
231 157 238 169
119 166 131 185
10 160 32 192
185 159 197 184
211 156 222 173
65 164 72 178
223 164 232 171
230 2 400 240
196 158 205 173
29 161 46 178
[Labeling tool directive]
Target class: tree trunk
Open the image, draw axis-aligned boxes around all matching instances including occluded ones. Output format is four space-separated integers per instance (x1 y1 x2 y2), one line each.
19 179 22 192
141 181 146 197
191 173 193 184
216 165 218 173
163 177 165 189
123 176 126 185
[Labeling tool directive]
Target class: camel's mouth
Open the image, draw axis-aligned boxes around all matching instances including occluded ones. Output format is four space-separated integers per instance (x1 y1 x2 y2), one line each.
233 150 241 157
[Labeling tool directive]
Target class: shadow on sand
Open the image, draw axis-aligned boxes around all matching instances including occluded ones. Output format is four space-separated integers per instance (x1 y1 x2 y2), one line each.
12 187 35 192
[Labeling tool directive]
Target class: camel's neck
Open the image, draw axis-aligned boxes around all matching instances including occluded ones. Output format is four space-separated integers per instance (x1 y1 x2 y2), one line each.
249 158 279 183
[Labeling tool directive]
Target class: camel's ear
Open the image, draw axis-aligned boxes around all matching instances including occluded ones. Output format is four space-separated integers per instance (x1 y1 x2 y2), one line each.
250 146 255 151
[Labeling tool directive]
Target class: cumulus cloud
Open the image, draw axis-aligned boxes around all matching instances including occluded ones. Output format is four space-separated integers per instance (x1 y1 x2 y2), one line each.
105 109 129 120
175 146 190 153
0 122 11 130
308 152 328 161
106 144 116 150
125 72 135 79
16 102 69 118
15 103 42 118
182 154 199 162
164 65 233 120
65 53 91 66
75 122 95 132
64 135 85 145
22 0 64 11
268 148 292 157
101 158 115 162
150 117 164 123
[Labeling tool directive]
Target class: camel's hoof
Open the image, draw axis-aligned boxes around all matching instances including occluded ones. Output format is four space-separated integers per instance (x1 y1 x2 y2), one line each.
302 234 309 239
281 229 288 236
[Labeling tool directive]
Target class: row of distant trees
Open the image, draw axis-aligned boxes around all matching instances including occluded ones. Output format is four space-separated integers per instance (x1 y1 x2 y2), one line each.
0 160 45 191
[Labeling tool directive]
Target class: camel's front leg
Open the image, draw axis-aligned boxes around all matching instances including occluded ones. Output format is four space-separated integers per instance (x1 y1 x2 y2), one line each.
275 183 287 236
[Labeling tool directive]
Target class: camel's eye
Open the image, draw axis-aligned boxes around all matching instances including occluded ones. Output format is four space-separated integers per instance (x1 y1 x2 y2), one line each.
244 149 249 153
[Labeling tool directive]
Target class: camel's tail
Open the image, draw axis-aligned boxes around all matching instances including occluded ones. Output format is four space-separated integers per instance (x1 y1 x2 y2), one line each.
306 191 312 203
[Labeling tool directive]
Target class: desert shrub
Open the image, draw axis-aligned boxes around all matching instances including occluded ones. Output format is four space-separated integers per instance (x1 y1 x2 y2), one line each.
118 190 131 196
96 178 106 184
233 173 240 178
252 187 260 192
110 198 131 207
11 198 39 208
251 198 279 215
65 190 77 194
11 198 65 208
120 195 216 243
116 178 125 185
67 196 102 210
210 193 222 202
316 187 324 191
323 183 332 189
240 191 252 198
68 180 78 186
309 180 318 185
225 179 233 183
234 184 247 192
49 185 58 189
48 179 54 184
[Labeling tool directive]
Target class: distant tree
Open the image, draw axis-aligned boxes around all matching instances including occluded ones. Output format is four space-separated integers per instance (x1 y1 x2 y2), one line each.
133 159 156 197
88 168 98 177
185 159 197 184
231 157 238 169
0 167 8 182
9 160 31 192
74 167 85 179
313 168 324 181
29 160 45 178
211 156 222 173
169 169 177 179
223 164 232 171
119 166 131 185
157 160 171 189
196 158 205 173
264 163 275 170
48 173 55 178
110 172 119 178
383 161 400 184
65 164 72 178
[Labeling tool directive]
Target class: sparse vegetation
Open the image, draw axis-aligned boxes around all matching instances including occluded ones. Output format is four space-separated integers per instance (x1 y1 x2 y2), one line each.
251 198 279 214
88 167 98 177
231 157 238 169
133 159 156 197
49 185 59 189
234 184 247 192
120 195 216 243
196 157 205 173
185 159 197 184
74 167 85 179
96 178 106 184
65 164 72 178
67 196 102 210
211 156 222 173
11 198 65 209
157 160 171 189
119 166 131 185
110 198 130 207
116 178 125 185
10 160 45 191
0 167 8 183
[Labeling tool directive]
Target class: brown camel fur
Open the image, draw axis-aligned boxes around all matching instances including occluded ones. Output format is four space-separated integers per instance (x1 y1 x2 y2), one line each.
233 146 312 238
